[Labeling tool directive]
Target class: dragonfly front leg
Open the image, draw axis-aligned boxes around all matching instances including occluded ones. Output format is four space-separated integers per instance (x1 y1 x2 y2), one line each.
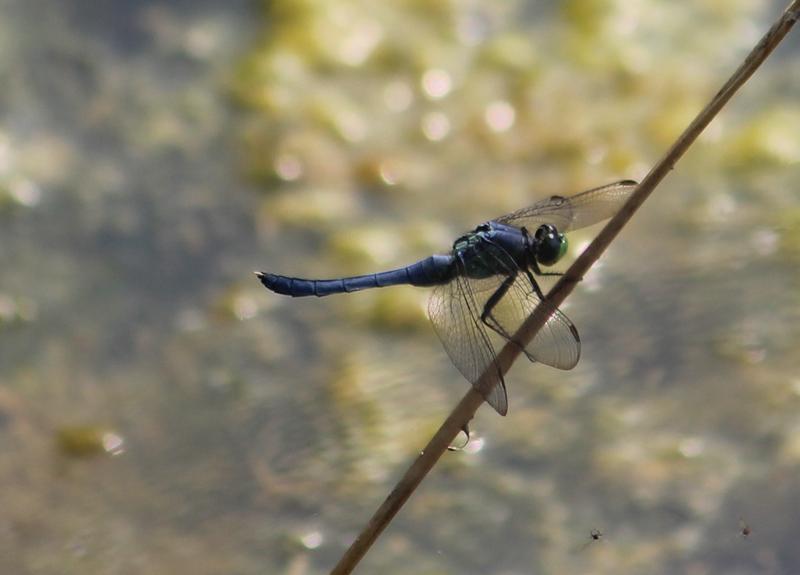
530 259 564 278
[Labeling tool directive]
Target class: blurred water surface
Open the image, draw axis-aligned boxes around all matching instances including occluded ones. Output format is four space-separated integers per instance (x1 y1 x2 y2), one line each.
1 1 800 574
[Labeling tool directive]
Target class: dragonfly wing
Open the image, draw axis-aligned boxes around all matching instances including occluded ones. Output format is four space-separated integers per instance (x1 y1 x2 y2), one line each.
464 239 580 370
482 272 581 370
428 272 508 416
495 179 637 232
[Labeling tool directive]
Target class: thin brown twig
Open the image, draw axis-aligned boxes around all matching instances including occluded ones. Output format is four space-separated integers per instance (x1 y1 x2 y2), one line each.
330 3 800 573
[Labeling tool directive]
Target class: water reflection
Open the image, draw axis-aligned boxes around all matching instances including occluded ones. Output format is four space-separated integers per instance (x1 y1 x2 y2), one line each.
1 0 799 574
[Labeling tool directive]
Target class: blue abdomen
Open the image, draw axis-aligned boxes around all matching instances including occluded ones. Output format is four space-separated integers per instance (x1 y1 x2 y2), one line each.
258 254 456 298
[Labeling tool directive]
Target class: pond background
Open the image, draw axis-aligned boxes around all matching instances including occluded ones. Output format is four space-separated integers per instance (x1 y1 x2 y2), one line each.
1 1 800 574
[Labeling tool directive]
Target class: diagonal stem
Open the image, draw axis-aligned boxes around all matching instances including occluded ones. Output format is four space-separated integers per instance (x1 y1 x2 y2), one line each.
330 3 800 573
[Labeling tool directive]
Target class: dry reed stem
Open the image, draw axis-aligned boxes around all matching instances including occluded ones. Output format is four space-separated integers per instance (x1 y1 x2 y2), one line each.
331 3 800 573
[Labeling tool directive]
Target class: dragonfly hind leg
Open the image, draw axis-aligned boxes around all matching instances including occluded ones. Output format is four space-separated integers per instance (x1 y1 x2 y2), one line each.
480 273 522 344
480 269 553 341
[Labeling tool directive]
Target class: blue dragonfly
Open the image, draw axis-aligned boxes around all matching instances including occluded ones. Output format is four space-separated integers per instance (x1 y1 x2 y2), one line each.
258 180 637 415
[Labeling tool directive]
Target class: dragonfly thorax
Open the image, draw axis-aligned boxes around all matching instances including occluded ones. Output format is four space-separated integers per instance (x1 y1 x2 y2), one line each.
452 225 518 279
451 221 568 279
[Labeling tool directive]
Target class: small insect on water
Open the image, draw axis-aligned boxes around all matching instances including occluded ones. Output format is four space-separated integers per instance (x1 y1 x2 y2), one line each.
739 518 752 538
579 528 604 551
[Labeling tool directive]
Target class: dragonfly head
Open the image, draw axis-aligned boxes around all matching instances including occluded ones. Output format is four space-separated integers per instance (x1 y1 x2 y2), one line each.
533 224 568 266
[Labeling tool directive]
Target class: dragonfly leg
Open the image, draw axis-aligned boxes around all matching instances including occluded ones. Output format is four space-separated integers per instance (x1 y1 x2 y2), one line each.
531 260 563 278
480 273 517 341
523 267 547 301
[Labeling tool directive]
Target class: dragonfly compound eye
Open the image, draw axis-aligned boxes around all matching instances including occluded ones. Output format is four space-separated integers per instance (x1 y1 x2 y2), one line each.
536 230 568 266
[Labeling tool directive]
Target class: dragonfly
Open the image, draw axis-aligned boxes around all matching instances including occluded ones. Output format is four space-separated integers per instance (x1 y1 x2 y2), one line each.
257 180 637 415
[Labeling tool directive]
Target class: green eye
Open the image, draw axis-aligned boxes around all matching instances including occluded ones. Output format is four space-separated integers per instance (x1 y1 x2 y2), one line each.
536 232 567 267
557 235 568 260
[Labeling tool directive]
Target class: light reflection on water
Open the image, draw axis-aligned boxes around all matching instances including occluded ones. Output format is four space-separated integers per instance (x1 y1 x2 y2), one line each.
1 1 799 574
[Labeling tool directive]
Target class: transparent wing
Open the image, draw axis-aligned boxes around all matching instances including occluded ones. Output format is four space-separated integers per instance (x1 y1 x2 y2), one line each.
481 272 581 370
428 270 508 416
464 238 580 369
495 179 638 232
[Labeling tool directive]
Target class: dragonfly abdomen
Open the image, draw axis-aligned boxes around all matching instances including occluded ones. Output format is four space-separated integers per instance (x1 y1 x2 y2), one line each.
257 254 455 298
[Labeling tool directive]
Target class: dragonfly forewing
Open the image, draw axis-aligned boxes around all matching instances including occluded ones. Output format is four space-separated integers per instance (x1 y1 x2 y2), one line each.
495 179 637 233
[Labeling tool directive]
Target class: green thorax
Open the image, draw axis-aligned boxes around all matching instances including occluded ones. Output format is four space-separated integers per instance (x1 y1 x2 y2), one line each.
452 231 508 279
